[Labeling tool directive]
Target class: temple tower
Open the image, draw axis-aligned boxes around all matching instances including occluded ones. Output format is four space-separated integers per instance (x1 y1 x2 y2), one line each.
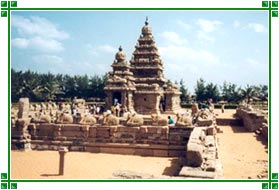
104 46 136 111
104 18 182 114
129 17 181 114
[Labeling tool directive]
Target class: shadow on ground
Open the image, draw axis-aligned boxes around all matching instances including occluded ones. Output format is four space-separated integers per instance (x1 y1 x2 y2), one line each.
41 174 60 177
162 157 186 176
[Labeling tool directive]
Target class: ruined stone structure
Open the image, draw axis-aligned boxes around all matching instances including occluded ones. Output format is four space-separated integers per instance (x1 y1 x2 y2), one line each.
104 18 181 114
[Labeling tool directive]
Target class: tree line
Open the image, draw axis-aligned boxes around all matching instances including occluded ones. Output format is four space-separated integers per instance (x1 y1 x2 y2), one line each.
11 69 268 104
179 78 268 104
11 69 107 103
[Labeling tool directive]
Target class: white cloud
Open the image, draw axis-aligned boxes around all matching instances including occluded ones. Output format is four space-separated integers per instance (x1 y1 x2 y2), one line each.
12 15 68 53
12 15 69 40
233 20 240 29
86 44 117 55
12 37 64 52
176 20 192 30
197 31 215 44
248 23 267 33
196 19 223 33
195 19 222 45
159 31 188 46
12 38 29 48
97 45 117 53
32 54 63 64
246 58 260 66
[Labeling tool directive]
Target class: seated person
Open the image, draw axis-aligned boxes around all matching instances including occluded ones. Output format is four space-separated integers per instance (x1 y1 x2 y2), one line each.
168 116 174 125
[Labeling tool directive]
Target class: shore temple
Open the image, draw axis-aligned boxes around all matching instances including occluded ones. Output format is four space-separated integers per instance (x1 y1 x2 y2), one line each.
104 18 182 114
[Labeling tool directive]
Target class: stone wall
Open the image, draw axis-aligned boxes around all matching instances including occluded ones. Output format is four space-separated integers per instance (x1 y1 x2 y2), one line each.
236 108 267 132
12 124 193 157
179 126 222 179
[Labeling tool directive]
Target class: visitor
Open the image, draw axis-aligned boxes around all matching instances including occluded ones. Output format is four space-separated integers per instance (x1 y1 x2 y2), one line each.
96 106 100 115
168 116 174 125
185 109 190 117
221 104 225 113
114 103 121 117
72 108 77 116
114 98 118 106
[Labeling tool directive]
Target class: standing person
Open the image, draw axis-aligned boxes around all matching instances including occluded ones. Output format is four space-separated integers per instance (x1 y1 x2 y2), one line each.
221 104 225 113
96 105 100 115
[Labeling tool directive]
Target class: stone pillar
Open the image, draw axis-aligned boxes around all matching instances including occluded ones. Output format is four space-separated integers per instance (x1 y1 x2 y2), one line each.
122 91 127 108
58 147 68 175
18 98 29 119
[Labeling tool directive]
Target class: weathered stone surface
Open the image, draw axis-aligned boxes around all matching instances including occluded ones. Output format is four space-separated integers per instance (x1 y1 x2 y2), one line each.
153 149 168 157
204 136 215 147
179 166 215 179
113 170 154 179
206 126 216 136
18 98 29 119
187 143 203 167
236 108 266 132
135 148 153 156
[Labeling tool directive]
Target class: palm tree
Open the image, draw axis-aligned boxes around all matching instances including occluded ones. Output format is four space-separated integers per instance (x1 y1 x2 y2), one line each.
241 85 255 104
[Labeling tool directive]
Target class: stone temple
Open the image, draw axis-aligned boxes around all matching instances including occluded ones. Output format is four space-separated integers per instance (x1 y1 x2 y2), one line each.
104 18 181 114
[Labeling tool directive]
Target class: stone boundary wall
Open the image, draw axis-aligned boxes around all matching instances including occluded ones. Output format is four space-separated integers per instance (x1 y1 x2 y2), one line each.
216 118 243 126
236 108 267 131
236 108 268 142
12 124 193 157
179 126 222 179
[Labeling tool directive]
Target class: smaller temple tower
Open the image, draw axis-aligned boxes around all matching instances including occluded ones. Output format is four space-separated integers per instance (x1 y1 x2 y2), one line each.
104 46 136 111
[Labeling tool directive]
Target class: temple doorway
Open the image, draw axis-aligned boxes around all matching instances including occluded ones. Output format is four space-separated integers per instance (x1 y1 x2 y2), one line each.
113 92 122 106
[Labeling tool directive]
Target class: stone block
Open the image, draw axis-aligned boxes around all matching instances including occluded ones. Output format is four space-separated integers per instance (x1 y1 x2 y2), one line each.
96 131 110 138
197 119 213 126
207 126 216 136
62 124 80 131
100 147 135 155
187 143 203 167
140 126 148 134
179 166 215 179
18 98 29 118
89 127 97 138
168 150 185 157
204 136 215 147
85 146 100 153
70 146 84 151
135 148 153 156
153 149 168 157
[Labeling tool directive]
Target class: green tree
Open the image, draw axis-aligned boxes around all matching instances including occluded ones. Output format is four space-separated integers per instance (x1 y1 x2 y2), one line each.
241 85 255 104
221 82 242 103
179 79 190 102
195 78 206 102
205 82 220 102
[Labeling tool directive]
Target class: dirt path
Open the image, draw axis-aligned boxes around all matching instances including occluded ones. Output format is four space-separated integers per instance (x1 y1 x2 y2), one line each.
217 126 268 179
11 151 182 179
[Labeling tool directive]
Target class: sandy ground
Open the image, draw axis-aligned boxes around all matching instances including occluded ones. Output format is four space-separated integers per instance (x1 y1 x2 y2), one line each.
217 125 268 179
11 151 182 179
11 109 268 179
215 109 268 179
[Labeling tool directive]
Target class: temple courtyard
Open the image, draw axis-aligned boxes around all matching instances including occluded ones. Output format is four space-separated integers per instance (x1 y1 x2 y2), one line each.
11 109 268 179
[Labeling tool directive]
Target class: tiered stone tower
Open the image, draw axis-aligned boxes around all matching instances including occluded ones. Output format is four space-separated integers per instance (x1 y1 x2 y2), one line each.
104 46 136 111
104 18 182 114
130 17 167 114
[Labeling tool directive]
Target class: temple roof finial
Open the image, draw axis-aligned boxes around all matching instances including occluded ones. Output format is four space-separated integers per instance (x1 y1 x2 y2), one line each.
145 16 149 26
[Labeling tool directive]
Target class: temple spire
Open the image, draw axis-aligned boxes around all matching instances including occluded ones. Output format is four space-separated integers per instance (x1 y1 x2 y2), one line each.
145 16 149 26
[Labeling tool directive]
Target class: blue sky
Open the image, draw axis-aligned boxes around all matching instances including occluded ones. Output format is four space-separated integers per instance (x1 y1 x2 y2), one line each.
11 11 268 92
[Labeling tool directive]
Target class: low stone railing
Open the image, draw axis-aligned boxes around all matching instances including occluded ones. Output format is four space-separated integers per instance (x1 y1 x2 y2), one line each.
11 123 193 157
236 108 267 132
179 126 221 179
